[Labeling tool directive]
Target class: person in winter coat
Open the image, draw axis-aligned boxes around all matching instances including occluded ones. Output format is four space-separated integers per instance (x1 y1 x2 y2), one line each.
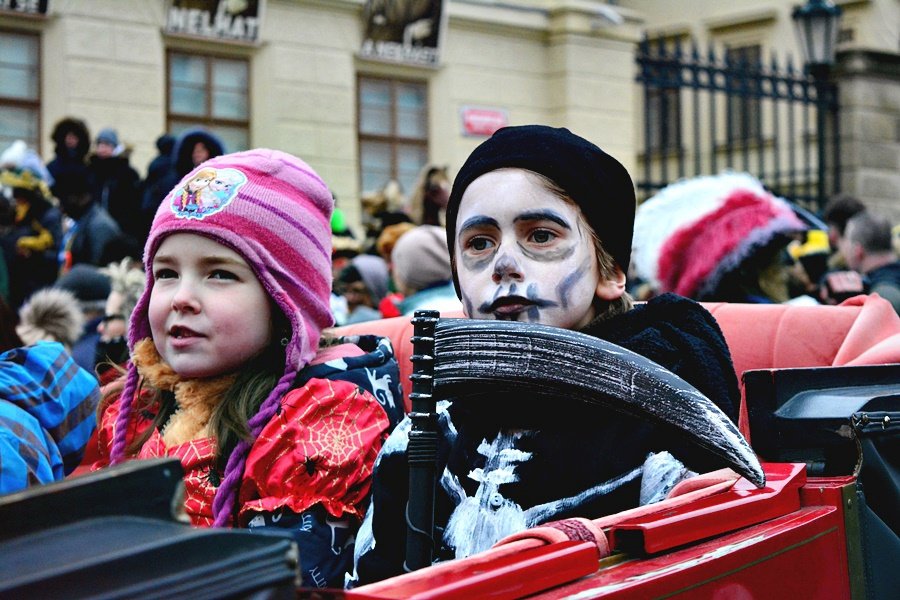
46 117 92 198
839 210 900 315
0 341 100 494
54 262 114 374
15 287 85 350
390 224 462 316
153 128 226 213
405 164 451 226
0 142 64 307
336 254 391 325
87 128 142 245
94 258 146 381
55 170 123 271
631 172 809 304
139 133 176 239
90 149 404 589
350 125 744 586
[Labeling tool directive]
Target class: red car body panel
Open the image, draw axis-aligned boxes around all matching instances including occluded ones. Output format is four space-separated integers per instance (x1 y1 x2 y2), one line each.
345 464 853 599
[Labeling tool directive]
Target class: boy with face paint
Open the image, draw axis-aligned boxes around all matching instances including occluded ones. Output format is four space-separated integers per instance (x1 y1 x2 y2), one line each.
452 168 626 328
349 125 741 587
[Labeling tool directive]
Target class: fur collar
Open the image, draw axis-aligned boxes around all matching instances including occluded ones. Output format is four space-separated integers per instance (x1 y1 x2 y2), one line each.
132 338 236 447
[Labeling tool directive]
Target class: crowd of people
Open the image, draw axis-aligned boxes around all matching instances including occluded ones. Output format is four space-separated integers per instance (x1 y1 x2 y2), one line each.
0 119 897 589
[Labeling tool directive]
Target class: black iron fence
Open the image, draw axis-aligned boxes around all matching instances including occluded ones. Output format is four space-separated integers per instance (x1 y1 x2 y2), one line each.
636 36 840 214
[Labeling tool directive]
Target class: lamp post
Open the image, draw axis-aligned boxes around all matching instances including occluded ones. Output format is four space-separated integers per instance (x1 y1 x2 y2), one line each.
792 0 842 211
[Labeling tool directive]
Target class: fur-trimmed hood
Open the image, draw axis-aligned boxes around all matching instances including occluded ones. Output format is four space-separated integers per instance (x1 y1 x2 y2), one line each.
132 338 235 447
172 128 226 177
51 117 91 160
16 288 85 348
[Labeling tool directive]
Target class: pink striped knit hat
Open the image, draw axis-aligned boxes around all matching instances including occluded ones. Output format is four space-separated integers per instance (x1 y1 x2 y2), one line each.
632 172 807 299
110 148 334 526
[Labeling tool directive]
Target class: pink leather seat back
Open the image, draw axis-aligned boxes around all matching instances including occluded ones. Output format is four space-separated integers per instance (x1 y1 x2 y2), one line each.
328 296 900 439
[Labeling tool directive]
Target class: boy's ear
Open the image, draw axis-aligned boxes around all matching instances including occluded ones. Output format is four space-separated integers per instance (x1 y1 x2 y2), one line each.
596 265 627 301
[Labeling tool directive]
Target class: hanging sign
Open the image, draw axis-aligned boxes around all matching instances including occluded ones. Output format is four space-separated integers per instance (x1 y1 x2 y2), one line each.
165 0 263 44
360 0 448 66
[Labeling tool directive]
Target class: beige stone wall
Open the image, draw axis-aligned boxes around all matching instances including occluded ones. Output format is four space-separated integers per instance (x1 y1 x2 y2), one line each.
621 0 898 56
2 0 644 231
837 51 900 222
257 0 361 219
37 1 168 175
1 0 896 228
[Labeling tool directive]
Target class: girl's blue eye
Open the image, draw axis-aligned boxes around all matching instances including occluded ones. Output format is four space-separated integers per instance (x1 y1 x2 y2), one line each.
210 269 238 280
154 268 177 280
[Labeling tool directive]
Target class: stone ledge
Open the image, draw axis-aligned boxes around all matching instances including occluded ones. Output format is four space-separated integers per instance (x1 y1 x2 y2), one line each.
837 50 900 82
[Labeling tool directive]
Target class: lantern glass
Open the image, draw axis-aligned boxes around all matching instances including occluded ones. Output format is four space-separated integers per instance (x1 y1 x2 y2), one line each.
792 0 842 67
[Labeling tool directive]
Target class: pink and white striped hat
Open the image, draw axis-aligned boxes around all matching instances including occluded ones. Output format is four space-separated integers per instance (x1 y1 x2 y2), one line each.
632 172 807 299
110 149 334 525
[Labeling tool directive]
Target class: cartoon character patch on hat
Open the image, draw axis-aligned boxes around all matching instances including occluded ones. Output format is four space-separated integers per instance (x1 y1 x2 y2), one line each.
172 167 247 219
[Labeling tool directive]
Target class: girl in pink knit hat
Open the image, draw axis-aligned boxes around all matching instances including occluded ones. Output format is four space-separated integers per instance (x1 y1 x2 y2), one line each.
91 149 404 588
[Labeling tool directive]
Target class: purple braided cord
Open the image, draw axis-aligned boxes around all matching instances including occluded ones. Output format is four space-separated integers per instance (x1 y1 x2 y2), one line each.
211 369 296 527
109 368 140 464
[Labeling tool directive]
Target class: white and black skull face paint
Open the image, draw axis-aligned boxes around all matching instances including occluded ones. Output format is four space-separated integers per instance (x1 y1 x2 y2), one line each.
455 168 603 330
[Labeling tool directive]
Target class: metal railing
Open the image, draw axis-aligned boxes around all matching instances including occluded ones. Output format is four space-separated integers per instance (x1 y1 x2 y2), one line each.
636 36 840 213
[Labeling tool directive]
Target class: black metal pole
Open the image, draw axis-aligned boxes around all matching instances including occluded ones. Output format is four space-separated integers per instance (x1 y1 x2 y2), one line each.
404 310 439 572
830 78 841 197
812 64 829 212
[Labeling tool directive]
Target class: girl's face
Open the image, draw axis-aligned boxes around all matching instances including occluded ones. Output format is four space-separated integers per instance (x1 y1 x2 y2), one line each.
188 175 214 192
149 233 273 379
209 177 232 193
192 142 211 166
455 169 623 330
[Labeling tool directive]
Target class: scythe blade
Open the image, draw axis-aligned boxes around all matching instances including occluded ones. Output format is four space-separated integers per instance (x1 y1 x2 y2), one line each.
432 318 765 488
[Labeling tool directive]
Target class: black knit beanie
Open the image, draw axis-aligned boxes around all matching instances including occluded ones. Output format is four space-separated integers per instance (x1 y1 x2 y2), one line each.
445 125 636 297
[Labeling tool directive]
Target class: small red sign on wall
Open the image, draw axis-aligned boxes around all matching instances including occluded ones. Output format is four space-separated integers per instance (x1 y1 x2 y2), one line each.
461 106 508 137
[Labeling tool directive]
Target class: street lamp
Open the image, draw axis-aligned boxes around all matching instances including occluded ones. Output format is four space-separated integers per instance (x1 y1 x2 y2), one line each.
792 0 843 76
792 0 843 210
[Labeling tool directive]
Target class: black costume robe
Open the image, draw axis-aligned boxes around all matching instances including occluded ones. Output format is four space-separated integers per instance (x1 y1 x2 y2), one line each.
349 293 741 586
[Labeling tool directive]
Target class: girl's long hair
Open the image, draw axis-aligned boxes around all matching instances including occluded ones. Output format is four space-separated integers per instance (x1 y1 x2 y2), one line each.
118 309 289 474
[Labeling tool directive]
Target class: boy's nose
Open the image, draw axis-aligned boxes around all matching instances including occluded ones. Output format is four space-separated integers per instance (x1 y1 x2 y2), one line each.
492 253 523 283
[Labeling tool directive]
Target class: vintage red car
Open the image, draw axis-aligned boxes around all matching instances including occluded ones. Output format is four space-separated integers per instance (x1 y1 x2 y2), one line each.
337 297 898 600
1 296 896 599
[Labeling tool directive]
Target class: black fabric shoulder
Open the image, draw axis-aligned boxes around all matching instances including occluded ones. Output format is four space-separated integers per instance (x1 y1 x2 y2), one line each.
582 293 740 423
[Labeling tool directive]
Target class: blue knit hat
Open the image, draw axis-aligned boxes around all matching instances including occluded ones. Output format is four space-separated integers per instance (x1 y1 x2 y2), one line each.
96 128 119 147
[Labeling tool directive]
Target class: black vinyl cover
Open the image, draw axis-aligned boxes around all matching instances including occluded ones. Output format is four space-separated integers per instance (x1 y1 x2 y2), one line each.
744 364 899 476
853 410 900 600
0 459 297 599
0 516 296 599
0 458 184 541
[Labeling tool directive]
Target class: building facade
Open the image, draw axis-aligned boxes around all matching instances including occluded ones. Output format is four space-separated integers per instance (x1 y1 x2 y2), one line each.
1 0 897 230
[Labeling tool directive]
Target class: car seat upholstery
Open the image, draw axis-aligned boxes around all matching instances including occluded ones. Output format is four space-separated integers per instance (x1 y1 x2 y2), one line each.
328 294 900 440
